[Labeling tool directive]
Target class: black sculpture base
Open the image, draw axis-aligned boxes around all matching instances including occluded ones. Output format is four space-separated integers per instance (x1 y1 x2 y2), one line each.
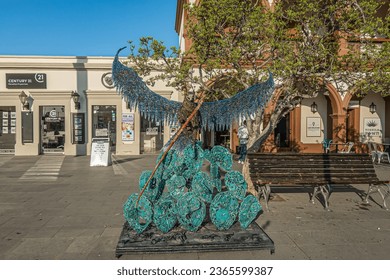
115 222 274 258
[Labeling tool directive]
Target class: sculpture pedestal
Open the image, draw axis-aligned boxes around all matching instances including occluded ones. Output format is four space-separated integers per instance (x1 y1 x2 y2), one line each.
115 222 274 258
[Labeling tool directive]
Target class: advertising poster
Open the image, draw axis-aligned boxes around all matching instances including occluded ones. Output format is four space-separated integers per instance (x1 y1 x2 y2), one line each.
121 113 134 141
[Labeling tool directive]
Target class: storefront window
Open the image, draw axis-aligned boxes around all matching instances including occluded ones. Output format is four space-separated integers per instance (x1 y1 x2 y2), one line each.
0 106 16 151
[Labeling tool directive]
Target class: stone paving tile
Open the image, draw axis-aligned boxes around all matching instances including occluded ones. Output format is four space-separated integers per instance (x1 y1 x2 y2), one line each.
263 231 294 246
0 238 23 258
55 252 91 260
5 237 74 260
65 236 100 255
1 215 52 229
44 215 93 227
3 229 34 239
286 229 352 246
0 215 11 226
14 227 61 239
87 236 119 260
357 242 390 259
54 227 104 238
0 227 14 239
0 155 389 261
298 244 373 260
86 251 117 260
258 244 309 260
101 227 123 238
87 215 124 228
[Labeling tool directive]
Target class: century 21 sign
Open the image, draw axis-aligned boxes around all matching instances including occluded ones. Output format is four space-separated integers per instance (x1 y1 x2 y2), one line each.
6 73 47 89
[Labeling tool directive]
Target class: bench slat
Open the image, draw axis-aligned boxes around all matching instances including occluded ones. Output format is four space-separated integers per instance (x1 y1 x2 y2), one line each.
246 153 388 210
248 153 381 186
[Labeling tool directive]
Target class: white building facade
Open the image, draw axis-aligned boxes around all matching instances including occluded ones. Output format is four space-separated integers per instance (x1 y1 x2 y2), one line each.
0 55 180 156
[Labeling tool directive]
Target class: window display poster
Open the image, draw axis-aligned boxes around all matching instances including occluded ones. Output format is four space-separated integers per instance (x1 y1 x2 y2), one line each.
10 112 16 119
307 117 321 137
121 113 134 141
2 127 8 134
2 112 8 119
72 113 85 144
11 127 16 134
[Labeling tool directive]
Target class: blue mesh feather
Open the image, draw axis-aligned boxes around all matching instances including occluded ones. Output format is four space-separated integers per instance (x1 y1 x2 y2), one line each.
199 72 275 131
153 193 177 233
123 193 153 234
239 195 262 229
112 47 181 126
112 47 275 134
210 192 239 230
225 170 247 200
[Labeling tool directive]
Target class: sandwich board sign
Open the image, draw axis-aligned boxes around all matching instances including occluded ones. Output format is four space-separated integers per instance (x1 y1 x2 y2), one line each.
90 138 112 166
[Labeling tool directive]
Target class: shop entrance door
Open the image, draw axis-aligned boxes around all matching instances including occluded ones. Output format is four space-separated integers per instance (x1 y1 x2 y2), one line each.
40 106 65 154
140 116 164 153
274 114 290 150
92 105 116 153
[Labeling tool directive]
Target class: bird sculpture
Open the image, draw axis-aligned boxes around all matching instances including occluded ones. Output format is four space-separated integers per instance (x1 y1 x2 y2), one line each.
112 47 275 234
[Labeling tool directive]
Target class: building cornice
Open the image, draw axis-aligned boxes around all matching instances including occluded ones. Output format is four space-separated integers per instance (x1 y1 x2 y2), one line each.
175 0 185 34
0 56 124 70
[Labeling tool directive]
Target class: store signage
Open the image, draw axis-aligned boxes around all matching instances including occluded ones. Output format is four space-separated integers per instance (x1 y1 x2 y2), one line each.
90 138 112 167
49 110 57 117
306 117 321 137
6 73 47 89
363 118 382 137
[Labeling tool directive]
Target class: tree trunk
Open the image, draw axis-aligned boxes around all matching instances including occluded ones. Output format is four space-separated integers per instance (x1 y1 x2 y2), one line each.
242 107 287 196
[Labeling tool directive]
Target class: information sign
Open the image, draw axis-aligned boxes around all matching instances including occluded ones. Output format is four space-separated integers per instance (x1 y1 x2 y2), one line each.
90 138 112 166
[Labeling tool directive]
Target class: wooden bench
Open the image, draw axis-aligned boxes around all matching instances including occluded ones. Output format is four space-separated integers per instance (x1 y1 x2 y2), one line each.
247 153 390 211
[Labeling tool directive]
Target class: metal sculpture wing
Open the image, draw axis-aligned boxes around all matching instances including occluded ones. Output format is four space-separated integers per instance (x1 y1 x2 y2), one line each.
199 73 274 131
112 47 181 125
112 47 275 130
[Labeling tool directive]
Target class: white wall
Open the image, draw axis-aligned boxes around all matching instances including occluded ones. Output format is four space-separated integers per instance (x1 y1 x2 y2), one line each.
0 55 181 155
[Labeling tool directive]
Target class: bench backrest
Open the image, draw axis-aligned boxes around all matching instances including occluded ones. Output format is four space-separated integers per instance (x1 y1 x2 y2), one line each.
248 153 382 186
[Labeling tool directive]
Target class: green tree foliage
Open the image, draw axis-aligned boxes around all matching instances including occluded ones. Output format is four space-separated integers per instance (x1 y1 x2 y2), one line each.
273 0 390 96
126 0 389 151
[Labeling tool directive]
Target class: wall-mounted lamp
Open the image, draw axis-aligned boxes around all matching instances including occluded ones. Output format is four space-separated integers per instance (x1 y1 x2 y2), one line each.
19 91 30 111
369 102 376 114
310 102 318 113
71 91 80 110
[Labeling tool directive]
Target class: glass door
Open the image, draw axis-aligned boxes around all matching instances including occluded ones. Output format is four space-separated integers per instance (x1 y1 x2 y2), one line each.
40 106 65 154
140 116 164 153
92 105 116 153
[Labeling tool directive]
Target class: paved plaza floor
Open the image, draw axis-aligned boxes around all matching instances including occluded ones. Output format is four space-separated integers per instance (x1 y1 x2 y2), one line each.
0 154 389 260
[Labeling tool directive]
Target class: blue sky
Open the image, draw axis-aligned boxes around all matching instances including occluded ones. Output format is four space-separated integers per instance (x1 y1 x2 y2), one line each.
0 0 179 57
